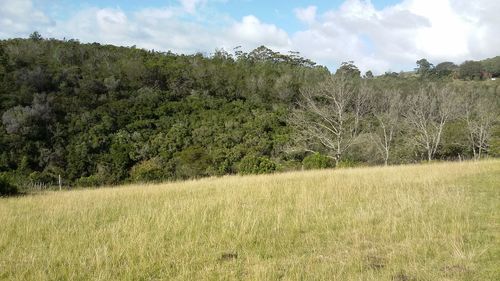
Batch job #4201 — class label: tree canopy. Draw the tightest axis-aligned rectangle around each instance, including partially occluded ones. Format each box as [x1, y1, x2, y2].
[0, 36, 498, 189]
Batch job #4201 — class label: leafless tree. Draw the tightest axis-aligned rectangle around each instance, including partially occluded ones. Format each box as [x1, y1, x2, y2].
[288, 74, 368, 166]
[371, 89, 403, 165]
[403, 84, 457, 161]
[462, 86, 498, 159]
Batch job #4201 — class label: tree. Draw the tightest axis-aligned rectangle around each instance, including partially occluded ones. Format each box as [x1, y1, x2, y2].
[364, 70, 374, 79]
[481, 56, 500, 77]
[0, 174, 18, 196]
[371, 89, 403, 165]
[2, 93, 53, 136]
[416, 58, 434, 77]
[459, 60, 483, 80]
[289, 74, 366, 166]
[335, 61, 361, 78]
[435, 61, 458, 78]
[403, 85, 457, 161]
[29, 31, 43, 41]
[462, 85, 498, 159]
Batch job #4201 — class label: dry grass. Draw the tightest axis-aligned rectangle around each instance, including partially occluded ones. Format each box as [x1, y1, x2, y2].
[1, 160, 499, 280]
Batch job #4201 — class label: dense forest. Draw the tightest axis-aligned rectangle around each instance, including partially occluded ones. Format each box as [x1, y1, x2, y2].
[0, 33, 499, 191]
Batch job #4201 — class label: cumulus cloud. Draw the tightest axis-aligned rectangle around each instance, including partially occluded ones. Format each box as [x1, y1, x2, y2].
[0, 0, 53, 38]
[292, 0, 500, 73]
[295, 6, 317, 24]
[179, 0, 207, 14]
[30, 3, 289, 55]
[0, 0, 499, 73]
[54, 6, 220, 53]
[225, 15, 290, 50]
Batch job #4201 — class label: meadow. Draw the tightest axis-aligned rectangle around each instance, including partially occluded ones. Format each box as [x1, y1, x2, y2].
[0, 160, 499, 280]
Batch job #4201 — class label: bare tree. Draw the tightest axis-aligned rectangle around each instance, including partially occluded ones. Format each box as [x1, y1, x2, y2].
[462, 86, 498, 159]
[289, 74, 367, 166]
[403, 84, 457, 161]
[371, 89, 403, 165]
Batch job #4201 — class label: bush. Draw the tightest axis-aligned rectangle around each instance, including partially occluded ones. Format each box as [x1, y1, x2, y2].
[174, 147, 212, 179]
[75, 175, 106, 187]
[238, 155, 277, 175]
[490, 125, 500, 157]
[302, 153, 332, 170]
[0, 174, 18, 196]
[129, 158, 164, 182]
[337, 159, 359, 168]
[29, 171, 56, 185]
[277, 160, 302, 172]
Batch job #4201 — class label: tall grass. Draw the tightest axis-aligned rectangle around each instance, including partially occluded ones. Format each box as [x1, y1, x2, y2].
[1, 160, 499, 280]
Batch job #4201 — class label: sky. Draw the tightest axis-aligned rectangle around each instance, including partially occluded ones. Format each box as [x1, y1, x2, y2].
[1, 0, 499, 74]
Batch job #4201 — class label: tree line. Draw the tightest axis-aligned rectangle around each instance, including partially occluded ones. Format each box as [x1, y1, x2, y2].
[290, 72, 498, 166]
[0, 34, 499, 192]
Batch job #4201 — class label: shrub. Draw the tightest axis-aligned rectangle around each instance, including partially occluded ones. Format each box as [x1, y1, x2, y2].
[238, 155, 277, 175]
[129, 158, 164, 182]
[0, 174, 18, 196]
[337, 159, 359, 168]
[302, 153, 332, 170]
[174, 146, 212, 179]
[29, 171, 56, 185]
[277, 160, 302, 172]
[75, 175, 105, 187]
[490, 125, 500, 157]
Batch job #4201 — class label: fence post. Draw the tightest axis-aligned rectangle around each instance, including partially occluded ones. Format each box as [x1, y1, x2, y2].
[58, 174, 62, 191]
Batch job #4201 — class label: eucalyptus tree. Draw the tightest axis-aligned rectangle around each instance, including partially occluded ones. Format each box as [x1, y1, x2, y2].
[461, 85, 498, 159]
[403, 84, 457, 161]
[371, 89, 403, 165]
[289, 73, 368, 166]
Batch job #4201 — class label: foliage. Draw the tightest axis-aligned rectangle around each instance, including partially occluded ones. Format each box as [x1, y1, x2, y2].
[302, 153, 332, 169]
[489, 124, 500, 157]
[459, 60, 484, 80]
[416, 58, 434, 77]
[129, 158, 164, 182]
[481, 56, 500, 77]
[336, 159, 359, 168]
[0, 36, 498, 189]
[75, 175, 106, 187]
[0, 174, 18, 195]
[238, 155, 277, 175]
[336, 61, 361, 78]
[435, 61, 458, 78]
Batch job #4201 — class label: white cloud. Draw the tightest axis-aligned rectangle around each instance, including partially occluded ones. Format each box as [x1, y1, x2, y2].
[291, 0, 500, 73]
[225, 15, 290, 50]
[0, 0, 53, 38]
[294, 6, 317, 24]
[179, 0, 207, 14]
[1, 0, 499, 74]
[37, 4, 288, 55]
[408, 0, 471, 59]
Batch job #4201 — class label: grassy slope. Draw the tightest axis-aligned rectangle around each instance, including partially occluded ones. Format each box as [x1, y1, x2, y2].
[0, 160, 499, 281]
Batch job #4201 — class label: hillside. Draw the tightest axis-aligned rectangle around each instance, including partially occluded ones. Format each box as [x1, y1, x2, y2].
[0, 37, 499, 190]
[0, 160, 499, 280]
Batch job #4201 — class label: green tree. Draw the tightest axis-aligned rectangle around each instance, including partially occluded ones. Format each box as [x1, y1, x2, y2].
[435, 61, 458, 78]
[416, 58, 434, 77]
[238, 154, 277, 175]
[459, 60, 483, 80]
[335, 61, 361, 78]
[29, 31, 43, 41]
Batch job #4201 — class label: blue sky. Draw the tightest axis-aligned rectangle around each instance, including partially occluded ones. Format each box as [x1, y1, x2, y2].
[1, 0, 499, 73]
[38, 0, 402, 34]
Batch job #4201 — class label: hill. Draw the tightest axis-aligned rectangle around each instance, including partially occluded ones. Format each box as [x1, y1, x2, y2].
[1, 160, 499, 280]
[0, 36, 499, 189]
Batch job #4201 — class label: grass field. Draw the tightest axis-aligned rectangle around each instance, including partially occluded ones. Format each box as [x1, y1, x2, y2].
[1, 160, 499, 280]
